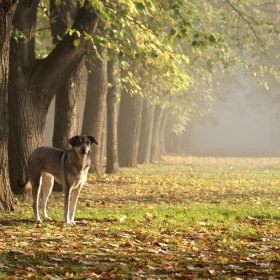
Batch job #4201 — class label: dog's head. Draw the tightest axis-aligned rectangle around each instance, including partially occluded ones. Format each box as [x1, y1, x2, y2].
[69, 135, 98, 155]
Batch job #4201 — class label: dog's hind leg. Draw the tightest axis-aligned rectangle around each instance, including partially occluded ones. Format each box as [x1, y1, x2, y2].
[41, 173, 54, 221]
[69, 186, 82, 224]
[30, 174, 42, 223]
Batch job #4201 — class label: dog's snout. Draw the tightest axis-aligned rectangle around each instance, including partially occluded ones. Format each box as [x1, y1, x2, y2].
[81, 147, 87, 154]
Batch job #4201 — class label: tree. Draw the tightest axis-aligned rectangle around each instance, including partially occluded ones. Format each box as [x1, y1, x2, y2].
[159, 109, 168, 155]
[106, 56, 119, 174]
[138, 102, 154, 164]
[150, 105, 164, 162]
[0, 0, 18, 210]
[50, 0, 81, 153]
[8, 1, 99, 194]
[118, 67, 143, 167]
[82, 43, 108, 175]
[52, 62, 82, 151]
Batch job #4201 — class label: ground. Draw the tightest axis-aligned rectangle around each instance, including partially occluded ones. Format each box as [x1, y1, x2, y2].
[1, 155, 280, 279]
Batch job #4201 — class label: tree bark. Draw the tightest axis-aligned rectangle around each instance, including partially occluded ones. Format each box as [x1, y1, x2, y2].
[99, 119, 106, 167]
[52, 61, 82, 150]
[51, 0, 80, 151]
[150, 105, 164, 163]
[159, 109, 168, 156]
[81, 44, 108, 175]
[8, 1, 99, 194]
[106, 58, 119, 174]
[0, 0, 18, 210]
[138, 102, 155, 164]
[118, 69, 143, 167]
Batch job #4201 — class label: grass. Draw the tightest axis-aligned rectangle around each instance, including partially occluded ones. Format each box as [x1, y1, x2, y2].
[1, 155, 280, 279]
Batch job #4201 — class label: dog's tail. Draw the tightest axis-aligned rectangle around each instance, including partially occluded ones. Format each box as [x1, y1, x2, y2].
[18, 168, 29, 188]
[18, 178, 29, 188]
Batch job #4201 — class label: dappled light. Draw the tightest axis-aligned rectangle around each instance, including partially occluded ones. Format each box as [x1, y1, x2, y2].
[1, 156, 280, 278]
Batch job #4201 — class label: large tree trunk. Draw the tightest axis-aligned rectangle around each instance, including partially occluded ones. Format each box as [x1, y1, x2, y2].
[81, 44, 108, 175]
[0, 0, 18, 210]
[150, 105, 164, 163]
[8, 1, 99, 194]
[138, 102, 155, 164]
[106, 58, 119, 174]
[51, 0, 80, 150]
[52, 61, 82, 150]
[118, 69, 143, 167]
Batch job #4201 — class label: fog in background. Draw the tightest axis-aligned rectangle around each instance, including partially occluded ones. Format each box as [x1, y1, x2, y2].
[44, 67, 280, 157]
[185, 68, 280, 157]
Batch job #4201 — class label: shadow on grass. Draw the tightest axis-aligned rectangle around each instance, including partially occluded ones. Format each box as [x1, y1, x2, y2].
[0, 218, 35, 227]
[1, 244, 280, 279]
[1, 216, 280, 279]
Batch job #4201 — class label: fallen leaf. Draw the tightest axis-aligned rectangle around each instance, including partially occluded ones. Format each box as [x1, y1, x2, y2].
[208, 269, 216, 275]
[125, 240, 134, 247]
[42, 267, 53, 275]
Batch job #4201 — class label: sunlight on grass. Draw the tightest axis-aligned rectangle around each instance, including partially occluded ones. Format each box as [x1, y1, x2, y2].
[1, 155, 280, 279]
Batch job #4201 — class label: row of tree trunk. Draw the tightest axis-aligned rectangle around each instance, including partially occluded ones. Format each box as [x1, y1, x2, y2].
[0, 1, 177, 211]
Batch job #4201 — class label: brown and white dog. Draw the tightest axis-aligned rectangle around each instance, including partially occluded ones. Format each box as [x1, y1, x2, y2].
[19, 135, 98, 225]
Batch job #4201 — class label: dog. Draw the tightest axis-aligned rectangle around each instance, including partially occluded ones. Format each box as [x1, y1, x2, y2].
[19, 135, 98, 225]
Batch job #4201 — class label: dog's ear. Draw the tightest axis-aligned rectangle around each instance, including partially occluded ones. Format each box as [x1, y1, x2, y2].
[88, 136, 98, 145]
[69, 136, 78, 147]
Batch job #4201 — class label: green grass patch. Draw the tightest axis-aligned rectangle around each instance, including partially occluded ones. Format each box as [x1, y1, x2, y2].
[1, 155, 280, 279]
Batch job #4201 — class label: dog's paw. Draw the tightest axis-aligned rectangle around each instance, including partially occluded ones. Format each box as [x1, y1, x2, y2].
[43, 217, 53, 222]
[35, 219, 42, 224]
[65, 220, 76, 226]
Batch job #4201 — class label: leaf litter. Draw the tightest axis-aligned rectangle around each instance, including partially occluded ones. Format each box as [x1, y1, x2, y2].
[1, 156, 280, 278]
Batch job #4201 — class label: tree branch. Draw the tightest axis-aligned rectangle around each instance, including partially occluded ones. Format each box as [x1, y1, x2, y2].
[225, 0, 267, 50]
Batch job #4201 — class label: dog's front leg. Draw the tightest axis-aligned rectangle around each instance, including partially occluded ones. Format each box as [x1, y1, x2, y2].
[69, 186, 82, 224]
[64, 186, 73, 224]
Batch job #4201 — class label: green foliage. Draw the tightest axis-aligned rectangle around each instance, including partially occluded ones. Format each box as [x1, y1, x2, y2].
[33, 0, 280, 133]
[11, 26, 27, 42]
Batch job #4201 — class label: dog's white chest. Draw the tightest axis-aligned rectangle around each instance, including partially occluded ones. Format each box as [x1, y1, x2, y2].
[68, 164, 89, 188]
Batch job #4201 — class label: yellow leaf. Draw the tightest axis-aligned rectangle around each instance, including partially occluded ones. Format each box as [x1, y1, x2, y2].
[84, 32, 91, 41]
[73, 39, 80, 47]
[42, 267, 53, 275]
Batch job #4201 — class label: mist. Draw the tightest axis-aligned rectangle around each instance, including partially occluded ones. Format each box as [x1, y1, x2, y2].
[44, 67, 280, 158]
[185, 70, 280, 157]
